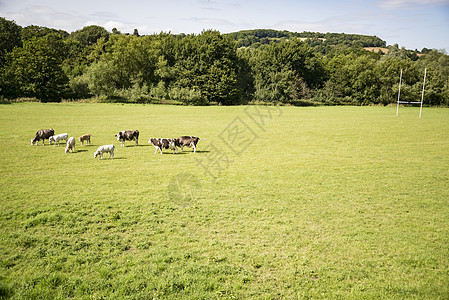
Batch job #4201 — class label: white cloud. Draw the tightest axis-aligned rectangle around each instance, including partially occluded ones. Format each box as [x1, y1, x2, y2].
[84, 20, 173, 35]
[273, 14, 375, 35]
[377, 0, 449, 9]
[187, 17, 236, 26]
[2, 6, 87, 32]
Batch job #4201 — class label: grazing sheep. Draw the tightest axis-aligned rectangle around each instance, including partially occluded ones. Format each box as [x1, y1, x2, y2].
[65, 137, 76, 153]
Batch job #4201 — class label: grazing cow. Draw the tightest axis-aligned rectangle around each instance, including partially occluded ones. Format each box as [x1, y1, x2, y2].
[49, 133, 68, 147]
[115, 130, 139, 147]
[175, 136, 206, 153]
[78, 134, 92, 146]
[94, 144, 118, 160]
[31, 128, 54, 145]
[149, 138, 178, 154]
[65, 137, 76, 153]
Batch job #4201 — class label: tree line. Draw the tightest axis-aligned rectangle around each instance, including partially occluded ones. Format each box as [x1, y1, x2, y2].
[1, 17, 448, 106]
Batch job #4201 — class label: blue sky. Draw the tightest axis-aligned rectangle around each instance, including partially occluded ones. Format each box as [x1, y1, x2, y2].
[1, 0, 448, 51]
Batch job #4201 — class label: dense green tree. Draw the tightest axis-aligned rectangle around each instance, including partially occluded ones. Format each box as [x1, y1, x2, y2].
[249, 40, 326, 103]
[84, 60, 116, 98]
[70, 25, 109, 46]
[0, 18, 22, 63]
[416, 50, 449, 105]
[21, 25, 68, 41]
[172, 30, 242, 105]
[2, 34, 69, 101]
[324, 52, 382, 104]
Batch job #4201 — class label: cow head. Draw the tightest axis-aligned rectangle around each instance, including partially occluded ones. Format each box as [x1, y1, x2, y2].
[94, 151, 99, 158]
[115, 132, 122, 141]
[48, 136, 55, 143]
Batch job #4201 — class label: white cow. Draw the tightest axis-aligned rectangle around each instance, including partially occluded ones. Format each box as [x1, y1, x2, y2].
[49, 133, 68, 147]
[94, 144, 118, 160]
[65, 137, 76, 153]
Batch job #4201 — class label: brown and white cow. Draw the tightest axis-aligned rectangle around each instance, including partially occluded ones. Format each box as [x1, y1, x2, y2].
[175, 136, 206, 153]
[115, 130, 139, 147]
[149, 138, 178, 154]
[78, 134, 92, 146]
[31, 128, 54, 145]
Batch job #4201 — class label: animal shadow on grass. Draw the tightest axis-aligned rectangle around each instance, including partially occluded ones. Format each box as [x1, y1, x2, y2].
[193, 150, 210, 153]
[161, 151, 187, 155]
[96, 157, 126, 161]
[125, 144, 149, 147]
[72, 149, 88, 153]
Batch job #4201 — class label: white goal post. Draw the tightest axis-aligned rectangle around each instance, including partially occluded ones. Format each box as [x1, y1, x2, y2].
[396, 68, 426, 118]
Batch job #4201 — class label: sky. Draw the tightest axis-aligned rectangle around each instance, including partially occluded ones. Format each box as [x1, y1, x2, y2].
[1, 0, 449, 51]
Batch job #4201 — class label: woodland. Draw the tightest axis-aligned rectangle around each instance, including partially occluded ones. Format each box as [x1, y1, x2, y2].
[1, 17, 448, 106]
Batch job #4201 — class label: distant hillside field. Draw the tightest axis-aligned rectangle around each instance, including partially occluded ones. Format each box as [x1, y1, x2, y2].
[364, 47, 390, 54]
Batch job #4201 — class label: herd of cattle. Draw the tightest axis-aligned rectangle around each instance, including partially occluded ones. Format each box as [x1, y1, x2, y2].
[30, 128, 205, 160]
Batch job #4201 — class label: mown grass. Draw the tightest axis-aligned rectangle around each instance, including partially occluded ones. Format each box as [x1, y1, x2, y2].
[0, 103, 448, 299]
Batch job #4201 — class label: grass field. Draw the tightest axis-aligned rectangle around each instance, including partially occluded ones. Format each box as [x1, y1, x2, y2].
[1, 103, 448, 299]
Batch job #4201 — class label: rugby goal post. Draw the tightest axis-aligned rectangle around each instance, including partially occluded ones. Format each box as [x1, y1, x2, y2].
[396, 68, 426, 118]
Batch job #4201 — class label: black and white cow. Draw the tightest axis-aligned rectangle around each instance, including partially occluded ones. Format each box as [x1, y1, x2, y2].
[175, 136, 206, 153]
[115, 130, 139, 147]
[149, 138, 178, 154]
[31, 128, 54, 145]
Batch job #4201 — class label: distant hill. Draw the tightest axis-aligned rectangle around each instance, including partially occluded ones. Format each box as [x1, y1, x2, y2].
[225, 29, 387, 54]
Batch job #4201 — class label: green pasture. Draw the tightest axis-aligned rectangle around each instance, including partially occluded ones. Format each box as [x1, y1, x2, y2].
[1, 103, 448, 299]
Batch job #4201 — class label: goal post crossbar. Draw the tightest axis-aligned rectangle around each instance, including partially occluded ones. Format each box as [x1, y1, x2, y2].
[396, 68, 426, 118]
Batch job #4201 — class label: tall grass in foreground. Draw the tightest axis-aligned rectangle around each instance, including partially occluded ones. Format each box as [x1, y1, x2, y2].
[0, 103, 448, 299]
